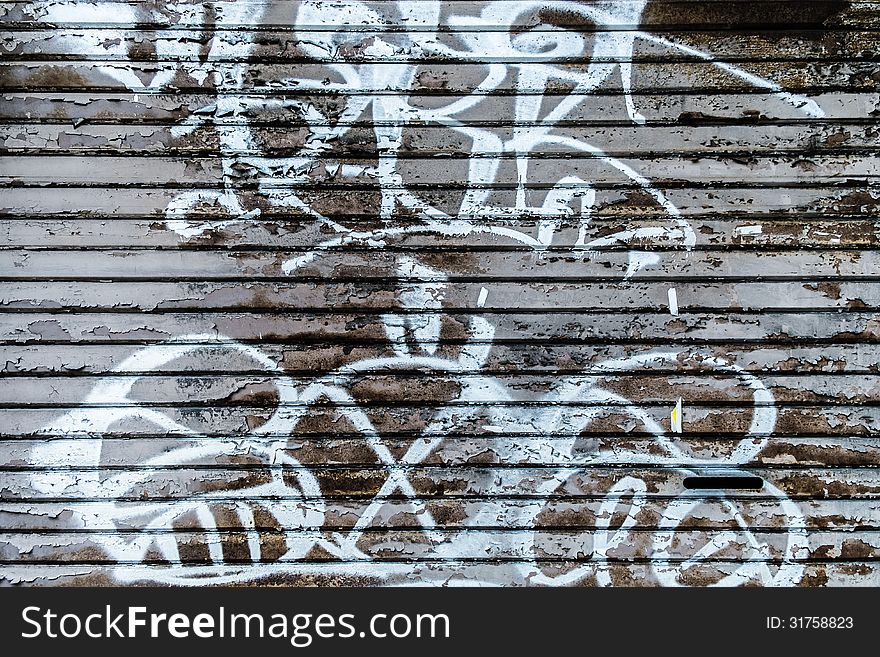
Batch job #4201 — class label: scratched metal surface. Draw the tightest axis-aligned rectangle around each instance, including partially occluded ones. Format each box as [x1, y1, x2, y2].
[1, 0, 879, 587]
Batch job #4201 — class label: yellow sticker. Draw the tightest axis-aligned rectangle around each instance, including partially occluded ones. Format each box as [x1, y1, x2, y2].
[671, 397, 683, 434]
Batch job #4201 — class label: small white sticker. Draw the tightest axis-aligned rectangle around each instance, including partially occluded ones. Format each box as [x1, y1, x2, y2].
[667, 288, 679, 316]
[477, 286, 489, 308]
[671, 397, 683, 434]
[734, 224, 763, 236]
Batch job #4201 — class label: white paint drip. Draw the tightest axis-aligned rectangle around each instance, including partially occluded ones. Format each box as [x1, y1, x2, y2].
[667, 287, 679, 316]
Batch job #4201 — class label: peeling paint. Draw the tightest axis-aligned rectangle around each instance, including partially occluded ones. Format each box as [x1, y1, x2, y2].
[2, 0, 878, 587]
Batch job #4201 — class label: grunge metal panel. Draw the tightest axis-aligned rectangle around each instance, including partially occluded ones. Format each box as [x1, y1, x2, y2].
[1, 0, 879, 586]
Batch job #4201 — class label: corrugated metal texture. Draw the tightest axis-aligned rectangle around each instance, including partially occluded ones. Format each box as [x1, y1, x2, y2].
[1, 0, 879, 586]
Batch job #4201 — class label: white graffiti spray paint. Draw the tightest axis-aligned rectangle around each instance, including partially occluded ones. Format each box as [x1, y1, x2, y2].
[23, 0, 826, 586]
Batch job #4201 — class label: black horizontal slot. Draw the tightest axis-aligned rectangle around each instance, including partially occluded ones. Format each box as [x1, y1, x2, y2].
[683, 476, 764, 490]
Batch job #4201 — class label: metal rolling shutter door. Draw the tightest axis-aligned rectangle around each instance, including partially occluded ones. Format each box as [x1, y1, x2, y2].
[1, 0, 878, 586]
